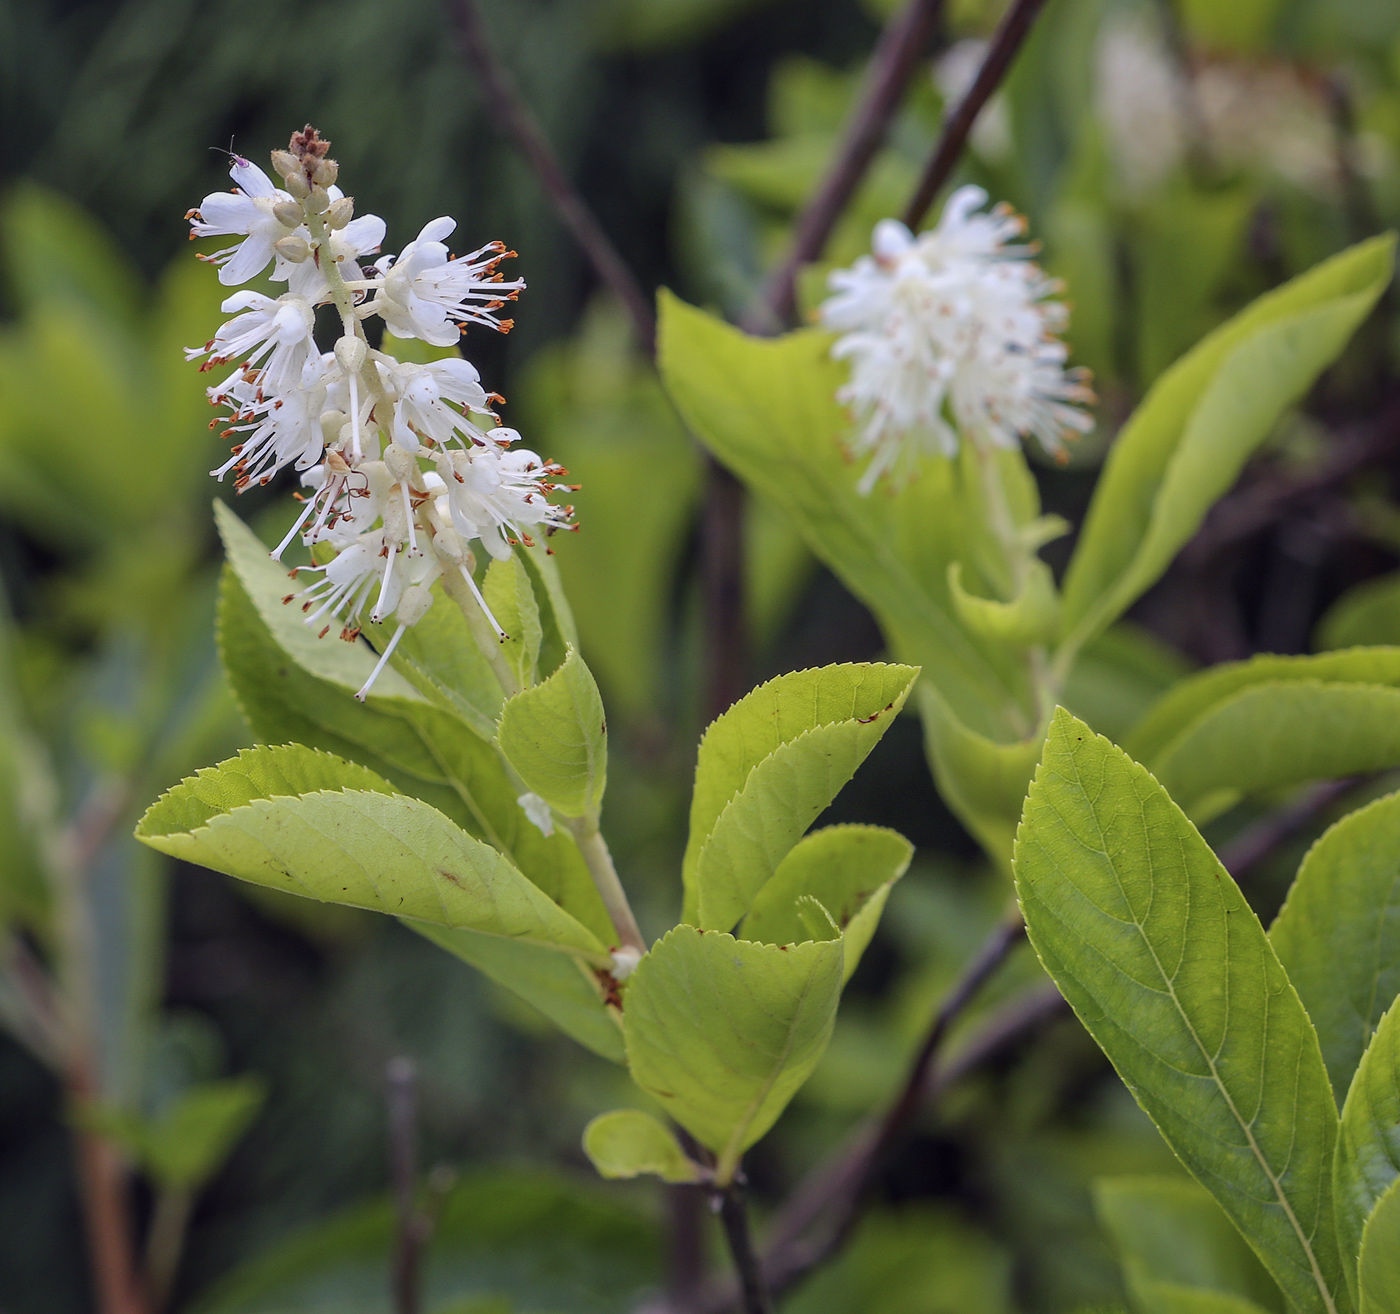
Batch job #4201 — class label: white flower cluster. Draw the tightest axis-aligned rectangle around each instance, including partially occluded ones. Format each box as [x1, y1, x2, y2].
[186, 127, 575, 698]
[820, 186, 1094, 493]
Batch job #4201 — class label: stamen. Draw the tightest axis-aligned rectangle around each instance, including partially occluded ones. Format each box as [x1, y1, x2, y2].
[458, 563, 506, 640]
[356, 625, 407, 701]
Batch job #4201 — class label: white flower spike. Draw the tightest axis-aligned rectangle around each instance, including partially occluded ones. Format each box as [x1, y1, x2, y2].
[820, 186, 1094, 492]
[186, 125, 575, 701]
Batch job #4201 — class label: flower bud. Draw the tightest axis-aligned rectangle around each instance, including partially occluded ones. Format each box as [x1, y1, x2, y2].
[327, 197, 355, 231]
[319, 409, 347, 443]
[334, 336, 368, 375]
[325, 448, 352, 475]
[307, 185, 330, 215]
[274, 234, 312, 264]
[283, 170, 311, 201]
[312, 157, 339, 188]
[431, 522, 467, 563]
[383, 442, 416, 483]
[396, 584, 434, 628]
[273, 200, 304, 228]
[269, 150, 301, 182]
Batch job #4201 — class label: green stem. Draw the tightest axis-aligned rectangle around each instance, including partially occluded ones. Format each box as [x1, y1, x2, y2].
[565, 819, 646, 956]
[145, 1186, 194, 1314]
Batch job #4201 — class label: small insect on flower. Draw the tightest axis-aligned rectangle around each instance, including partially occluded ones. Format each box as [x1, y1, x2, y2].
[184, 125, 577, 701]
[820, 186, 1095, 493]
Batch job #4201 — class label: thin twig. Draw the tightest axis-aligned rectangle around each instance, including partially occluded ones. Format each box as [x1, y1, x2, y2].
[445, 0, 656, 354]
[903, 0, 1052, 229]
[756, 915, 1027, 1273]
[651, 982, 1067, 1314]
[716, 1182, 773, 1314]
[743, 0, 948, 333]
[1182, 393, 1400, 565]
[388, 1057, 428, 1314]
[1220, 779, 1358, 880]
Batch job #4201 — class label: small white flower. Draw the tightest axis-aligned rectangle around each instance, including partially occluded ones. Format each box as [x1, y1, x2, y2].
[375, 218, 525, 346]
[821, 188, 1094, 491]
[434, 440, 576, 561]
[188, 157, 295, 286]
[212, 353, 332, 490]
[377, 357, 494, 452]
[189, 291, 317, 398]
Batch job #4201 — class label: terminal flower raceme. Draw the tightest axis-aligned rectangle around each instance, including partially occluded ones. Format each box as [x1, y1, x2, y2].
[820, 186, 1094, 492]
[186, 126, 575, 700]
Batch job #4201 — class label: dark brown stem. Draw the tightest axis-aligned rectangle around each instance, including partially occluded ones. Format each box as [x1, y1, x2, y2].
[1182, 393, 1400, 566]
[744, 0, 948, 334]
[445, 0, 656, 354]
[666, 1183, 707, 1304]
[701, 461, 750, 716]
[1220, 779, 1357, 880]
[387, 1057, 427, 1314]
[902, 0, 1052, 229]
[716, 1181, 772, 1314]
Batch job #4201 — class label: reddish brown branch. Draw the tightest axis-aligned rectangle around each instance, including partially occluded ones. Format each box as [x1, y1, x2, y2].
[744, 0, 948, 333]
[902, 0, 1052, 229]
[445, 0, 656, 354]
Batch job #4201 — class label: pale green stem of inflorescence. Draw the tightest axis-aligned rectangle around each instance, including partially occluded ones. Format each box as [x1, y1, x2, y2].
[971, 441, 1057, 731]
[302, 181, 647, 965]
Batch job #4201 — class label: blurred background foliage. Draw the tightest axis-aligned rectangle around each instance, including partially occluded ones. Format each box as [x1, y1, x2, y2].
[4, 0, 1400, 1309]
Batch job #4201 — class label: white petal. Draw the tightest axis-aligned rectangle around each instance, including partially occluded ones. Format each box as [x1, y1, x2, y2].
[218, 234, 277, 286]
[418, 216, 457, 244]
[230, 157, 279, 199]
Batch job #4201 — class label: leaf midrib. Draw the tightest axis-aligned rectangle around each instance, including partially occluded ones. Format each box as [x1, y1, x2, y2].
[714, 948, 831, 1182]
[1062, 756, 1339, 1314]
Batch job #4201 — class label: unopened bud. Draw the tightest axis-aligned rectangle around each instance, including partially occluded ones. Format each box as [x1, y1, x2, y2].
[431, 523, 467, 563]
[319, 409, 347, 443]
[396, 584, 434, 628]
[307, 185, 330, 215]
[273, 200, 304, 228]
[384, 442, 416, 483]
[269, 150, 300, 182]
[327, 196, 355, 230]
[312, 157, 339, 187]
[283, 170, 311, 201]
[334, 336, 368, 375]
[274, 234, 311, 264]
[325, 448, 352, 475]
[382, 488, 407, 541]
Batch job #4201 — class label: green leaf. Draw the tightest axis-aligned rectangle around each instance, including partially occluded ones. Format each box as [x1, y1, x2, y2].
[622, 925, 843, 1182]
[741, 825, 911, 983]
[684, 662, 917, 929]
[217, 517, 613, 945]
[1151, 682, 1400, 820]
[916, 684, 1046, 871]
[415, 924, 624, 1063]
[1359, 1177, 1400, 1314]
[193, 1167, 661, 1314]
[1128, 650, 1400, 767]
[140, 1078, 266, 1191]
[483, 553, 542, 690]
[1131, 1285, 1274, 1314]
[582, 1109, 702, 1183]
[1316, 572, 1400, 652]
[136, 745, 609, 965]
[1060, 236, 1395, 657]
[1334, 998, 1400, 1295]
[1015, 709, 1347, 1314]
[1094, 1176, 1283, 1313]
[215, 500, 431, 710]
[1270, 792, 1400, 1102]
[496, 647, 607, 821]
[657, 292, 1028, 740]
